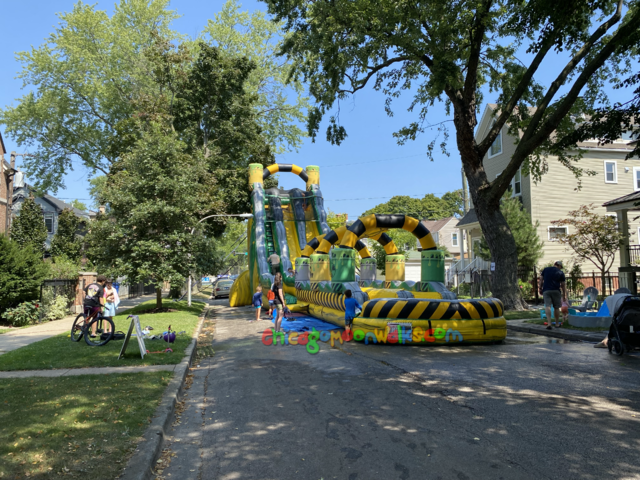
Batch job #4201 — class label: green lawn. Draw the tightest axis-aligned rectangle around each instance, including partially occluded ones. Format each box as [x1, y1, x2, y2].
[0, 300, 205, 371]
[504, 310, 541, 320]
[0, 372, 169, 479]
[524, 318, 608, 332]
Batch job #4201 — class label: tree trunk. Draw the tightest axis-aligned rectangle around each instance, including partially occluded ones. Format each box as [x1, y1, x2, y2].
[601, 272, 607, 297]
[450, 98, 526, 311]
[156, 287, 162, 310]
[463, 158, 527, 311]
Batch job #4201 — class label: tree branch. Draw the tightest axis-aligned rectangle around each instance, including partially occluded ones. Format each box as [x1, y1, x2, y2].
[522, 0, 625, 139]
[477, 34, 556, 157]
[338, 56, 412, 94]
[488, 0, 638, 205]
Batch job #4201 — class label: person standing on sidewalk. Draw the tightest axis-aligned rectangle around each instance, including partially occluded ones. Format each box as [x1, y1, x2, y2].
[539, 261, 567, 330]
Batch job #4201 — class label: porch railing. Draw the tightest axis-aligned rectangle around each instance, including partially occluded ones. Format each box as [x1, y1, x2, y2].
[628, 245, 640, 266]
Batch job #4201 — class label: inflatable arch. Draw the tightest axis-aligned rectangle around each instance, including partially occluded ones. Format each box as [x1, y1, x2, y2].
[301, 226, 398, 259]
[340, 214, 437, 251]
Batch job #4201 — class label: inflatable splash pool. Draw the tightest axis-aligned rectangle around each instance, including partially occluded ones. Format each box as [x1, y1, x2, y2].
[228, 163, 506, 345]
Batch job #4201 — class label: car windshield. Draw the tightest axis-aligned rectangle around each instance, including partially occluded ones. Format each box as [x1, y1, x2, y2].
[218, 281, 233, 287]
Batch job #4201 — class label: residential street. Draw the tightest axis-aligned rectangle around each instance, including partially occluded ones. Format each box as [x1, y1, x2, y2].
[158, 301, 640, 480]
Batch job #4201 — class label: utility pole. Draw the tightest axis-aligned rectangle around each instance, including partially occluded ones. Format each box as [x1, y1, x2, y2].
[461, 167, 469, 214]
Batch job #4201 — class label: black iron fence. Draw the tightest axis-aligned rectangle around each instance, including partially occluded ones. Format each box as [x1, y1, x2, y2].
[40, 279, 77, 304]
[628, 245, 640, 265]
[126, 281, 157, 299]
[459, 267, 622, 303]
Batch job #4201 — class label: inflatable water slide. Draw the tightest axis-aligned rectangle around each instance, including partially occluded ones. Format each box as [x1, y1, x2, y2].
[229, 164, 506, 345]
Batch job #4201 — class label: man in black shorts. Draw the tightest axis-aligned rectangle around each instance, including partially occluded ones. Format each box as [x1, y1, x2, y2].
[83, 275, 107, 338]
[539, 261, 567, 330]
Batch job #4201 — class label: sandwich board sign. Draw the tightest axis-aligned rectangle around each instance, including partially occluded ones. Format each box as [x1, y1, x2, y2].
[118, 315, 146, 360]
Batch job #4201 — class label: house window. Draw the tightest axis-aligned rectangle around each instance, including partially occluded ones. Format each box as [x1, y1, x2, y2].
[604, 161, 617, 184]
[512, 168, 522, 196]
[621, 130, 637, 142]
[548, 226, 567, 241]
[489, 120, 502, 157]
[633, 167, 640, 192]
[451, 232, 459, 247]
[44, 213, 54, 233]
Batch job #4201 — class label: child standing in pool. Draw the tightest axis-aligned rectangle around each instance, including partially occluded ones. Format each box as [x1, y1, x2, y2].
[343, 289, 361, 340]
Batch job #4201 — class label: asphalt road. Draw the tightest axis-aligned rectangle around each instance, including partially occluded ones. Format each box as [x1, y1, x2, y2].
[159, 300, 640, 480]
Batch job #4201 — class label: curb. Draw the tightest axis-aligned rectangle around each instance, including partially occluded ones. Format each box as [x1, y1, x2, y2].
[507, 322, 605, 343]
[119, 305, 213, 480]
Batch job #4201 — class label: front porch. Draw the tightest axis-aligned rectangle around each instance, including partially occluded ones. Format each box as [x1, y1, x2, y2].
[603, 191, 640, 294]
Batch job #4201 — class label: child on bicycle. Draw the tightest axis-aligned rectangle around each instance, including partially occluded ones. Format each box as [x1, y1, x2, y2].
[83, 275, 107, 338]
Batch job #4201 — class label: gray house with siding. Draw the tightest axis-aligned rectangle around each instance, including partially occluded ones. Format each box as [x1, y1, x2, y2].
[12, 181, 93, 249]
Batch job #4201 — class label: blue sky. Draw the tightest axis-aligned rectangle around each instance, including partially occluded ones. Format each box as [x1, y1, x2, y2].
[0, 1, 633, 218]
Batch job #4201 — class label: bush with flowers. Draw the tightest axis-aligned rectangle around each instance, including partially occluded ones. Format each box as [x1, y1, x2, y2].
[3, 301, 40, 327]
[518, 278, 534, 299]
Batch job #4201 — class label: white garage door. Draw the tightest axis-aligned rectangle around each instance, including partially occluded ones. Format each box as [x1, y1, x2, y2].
[405, 263, 421, 282]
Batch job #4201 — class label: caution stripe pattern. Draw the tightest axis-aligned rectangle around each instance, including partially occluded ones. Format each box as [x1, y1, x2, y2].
[296, 289, 346, 312]
[263, 163, 309, 183]
[361, 298, 503, 320]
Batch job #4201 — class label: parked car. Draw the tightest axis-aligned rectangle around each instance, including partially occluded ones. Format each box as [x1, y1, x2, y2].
[211, 278, 234, 299]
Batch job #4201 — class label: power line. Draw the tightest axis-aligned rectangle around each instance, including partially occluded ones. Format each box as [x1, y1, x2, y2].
[321, 153, 425, 168]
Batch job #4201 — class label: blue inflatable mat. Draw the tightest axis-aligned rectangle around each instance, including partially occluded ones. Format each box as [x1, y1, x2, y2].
[271, 314, 341, 333]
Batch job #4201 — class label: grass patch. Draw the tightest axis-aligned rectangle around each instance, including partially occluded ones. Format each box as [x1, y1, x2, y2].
[0, 325, 30, 335]
[504, 310, 541, 320]
[524, 319, 608, 332]
[0, 372, 169, 479]
[0, 300, 205, 371]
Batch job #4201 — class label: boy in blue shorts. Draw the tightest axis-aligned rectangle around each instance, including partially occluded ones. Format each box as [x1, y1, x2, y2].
[343, 289, 361, 340]
[252, 286, 263, 322]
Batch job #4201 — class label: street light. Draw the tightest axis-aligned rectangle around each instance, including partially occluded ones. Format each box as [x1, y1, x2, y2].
[188, 213, 253, 306]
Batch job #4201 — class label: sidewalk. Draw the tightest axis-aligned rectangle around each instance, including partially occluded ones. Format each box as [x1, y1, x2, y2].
[0, 293, 158, 356]
[507, 319, 607, 343]
[0, 364, 177, 378]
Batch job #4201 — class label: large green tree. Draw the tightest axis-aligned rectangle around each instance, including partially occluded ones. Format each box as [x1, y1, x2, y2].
[86, 123, 215, 309]
[265, 0, 640, 309]
[11, 197, 48, 256]
[87, 37, 273, 308]
[203, 0, 309, 154]
[0, 0, 179, 192]
[362, 191, 463, 219]
[474, 194, 544, 268]
[50, 209, 83, 262]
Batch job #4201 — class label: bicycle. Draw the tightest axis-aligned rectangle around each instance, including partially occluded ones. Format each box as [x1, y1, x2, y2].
[71, 310, 116, 346]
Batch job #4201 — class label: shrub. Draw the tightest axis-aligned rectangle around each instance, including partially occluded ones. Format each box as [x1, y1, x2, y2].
[3, 301, 40, 326]
[46, 256, 81, 279]
[518, 279, 533, 299]
[0, 235, 49, 316]
[43, 295, 70, 321]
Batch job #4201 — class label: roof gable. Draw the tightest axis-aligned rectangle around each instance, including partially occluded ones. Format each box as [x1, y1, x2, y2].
[422, 216, 457, 233]
[0, 131, 5, 156]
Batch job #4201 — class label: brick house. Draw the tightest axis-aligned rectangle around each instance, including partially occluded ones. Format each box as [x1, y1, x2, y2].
[0, 132, 13, 235]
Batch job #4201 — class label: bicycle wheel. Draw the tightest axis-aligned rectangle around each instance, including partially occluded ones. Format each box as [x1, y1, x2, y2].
[71, 314, 86, 342]
[84, 316, 115, 346]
